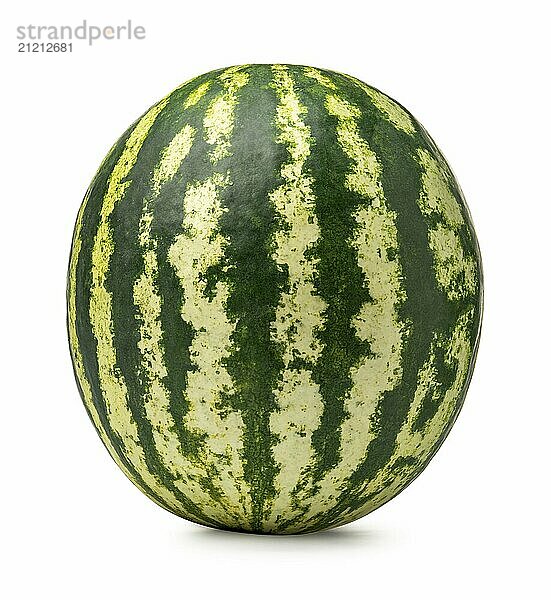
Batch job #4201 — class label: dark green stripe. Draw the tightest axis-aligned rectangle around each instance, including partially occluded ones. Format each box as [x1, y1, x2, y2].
[217, 64, 286, 531]
[291, 66, 372, 483]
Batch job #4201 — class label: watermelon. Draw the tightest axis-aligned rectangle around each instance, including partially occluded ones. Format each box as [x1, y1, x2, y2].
[68, 64, 482, 534]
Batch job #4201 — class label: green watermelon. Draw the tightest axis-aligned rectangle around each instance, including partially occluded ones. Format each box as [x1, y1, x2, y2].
[68, 64, 482, 534]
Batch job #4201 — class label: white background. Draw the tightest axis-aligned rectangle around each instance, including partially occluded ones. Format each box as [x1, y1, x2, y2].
[1, 1, 549, 598]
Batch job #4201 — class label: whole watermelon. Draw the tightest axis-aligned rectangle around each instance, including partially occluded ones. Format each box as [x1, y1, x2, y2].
[68, 64, 482, 534]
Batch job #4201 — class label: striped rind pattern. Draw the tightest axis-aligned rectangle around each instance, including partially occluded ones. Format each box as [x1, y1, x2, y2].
[68, 64, 482, 534]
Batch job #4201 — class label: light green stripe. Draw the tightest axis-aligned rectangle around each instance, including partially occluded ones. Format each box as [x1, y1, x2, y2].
[204, 66, 250, 162]
[263, 65, 326, 531]
[416, 148, 477, 300]
[303, 66, 337, 89]
[343, 73, 415, 135]
[183, 81, 211, 109]
[152, 124, 195, 193]
[167, 67, 253, 528]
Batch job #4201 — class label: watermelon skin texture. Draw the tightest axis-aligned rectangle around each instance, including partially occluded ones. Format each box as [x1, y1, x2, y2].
[68, 64, 482, 534]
